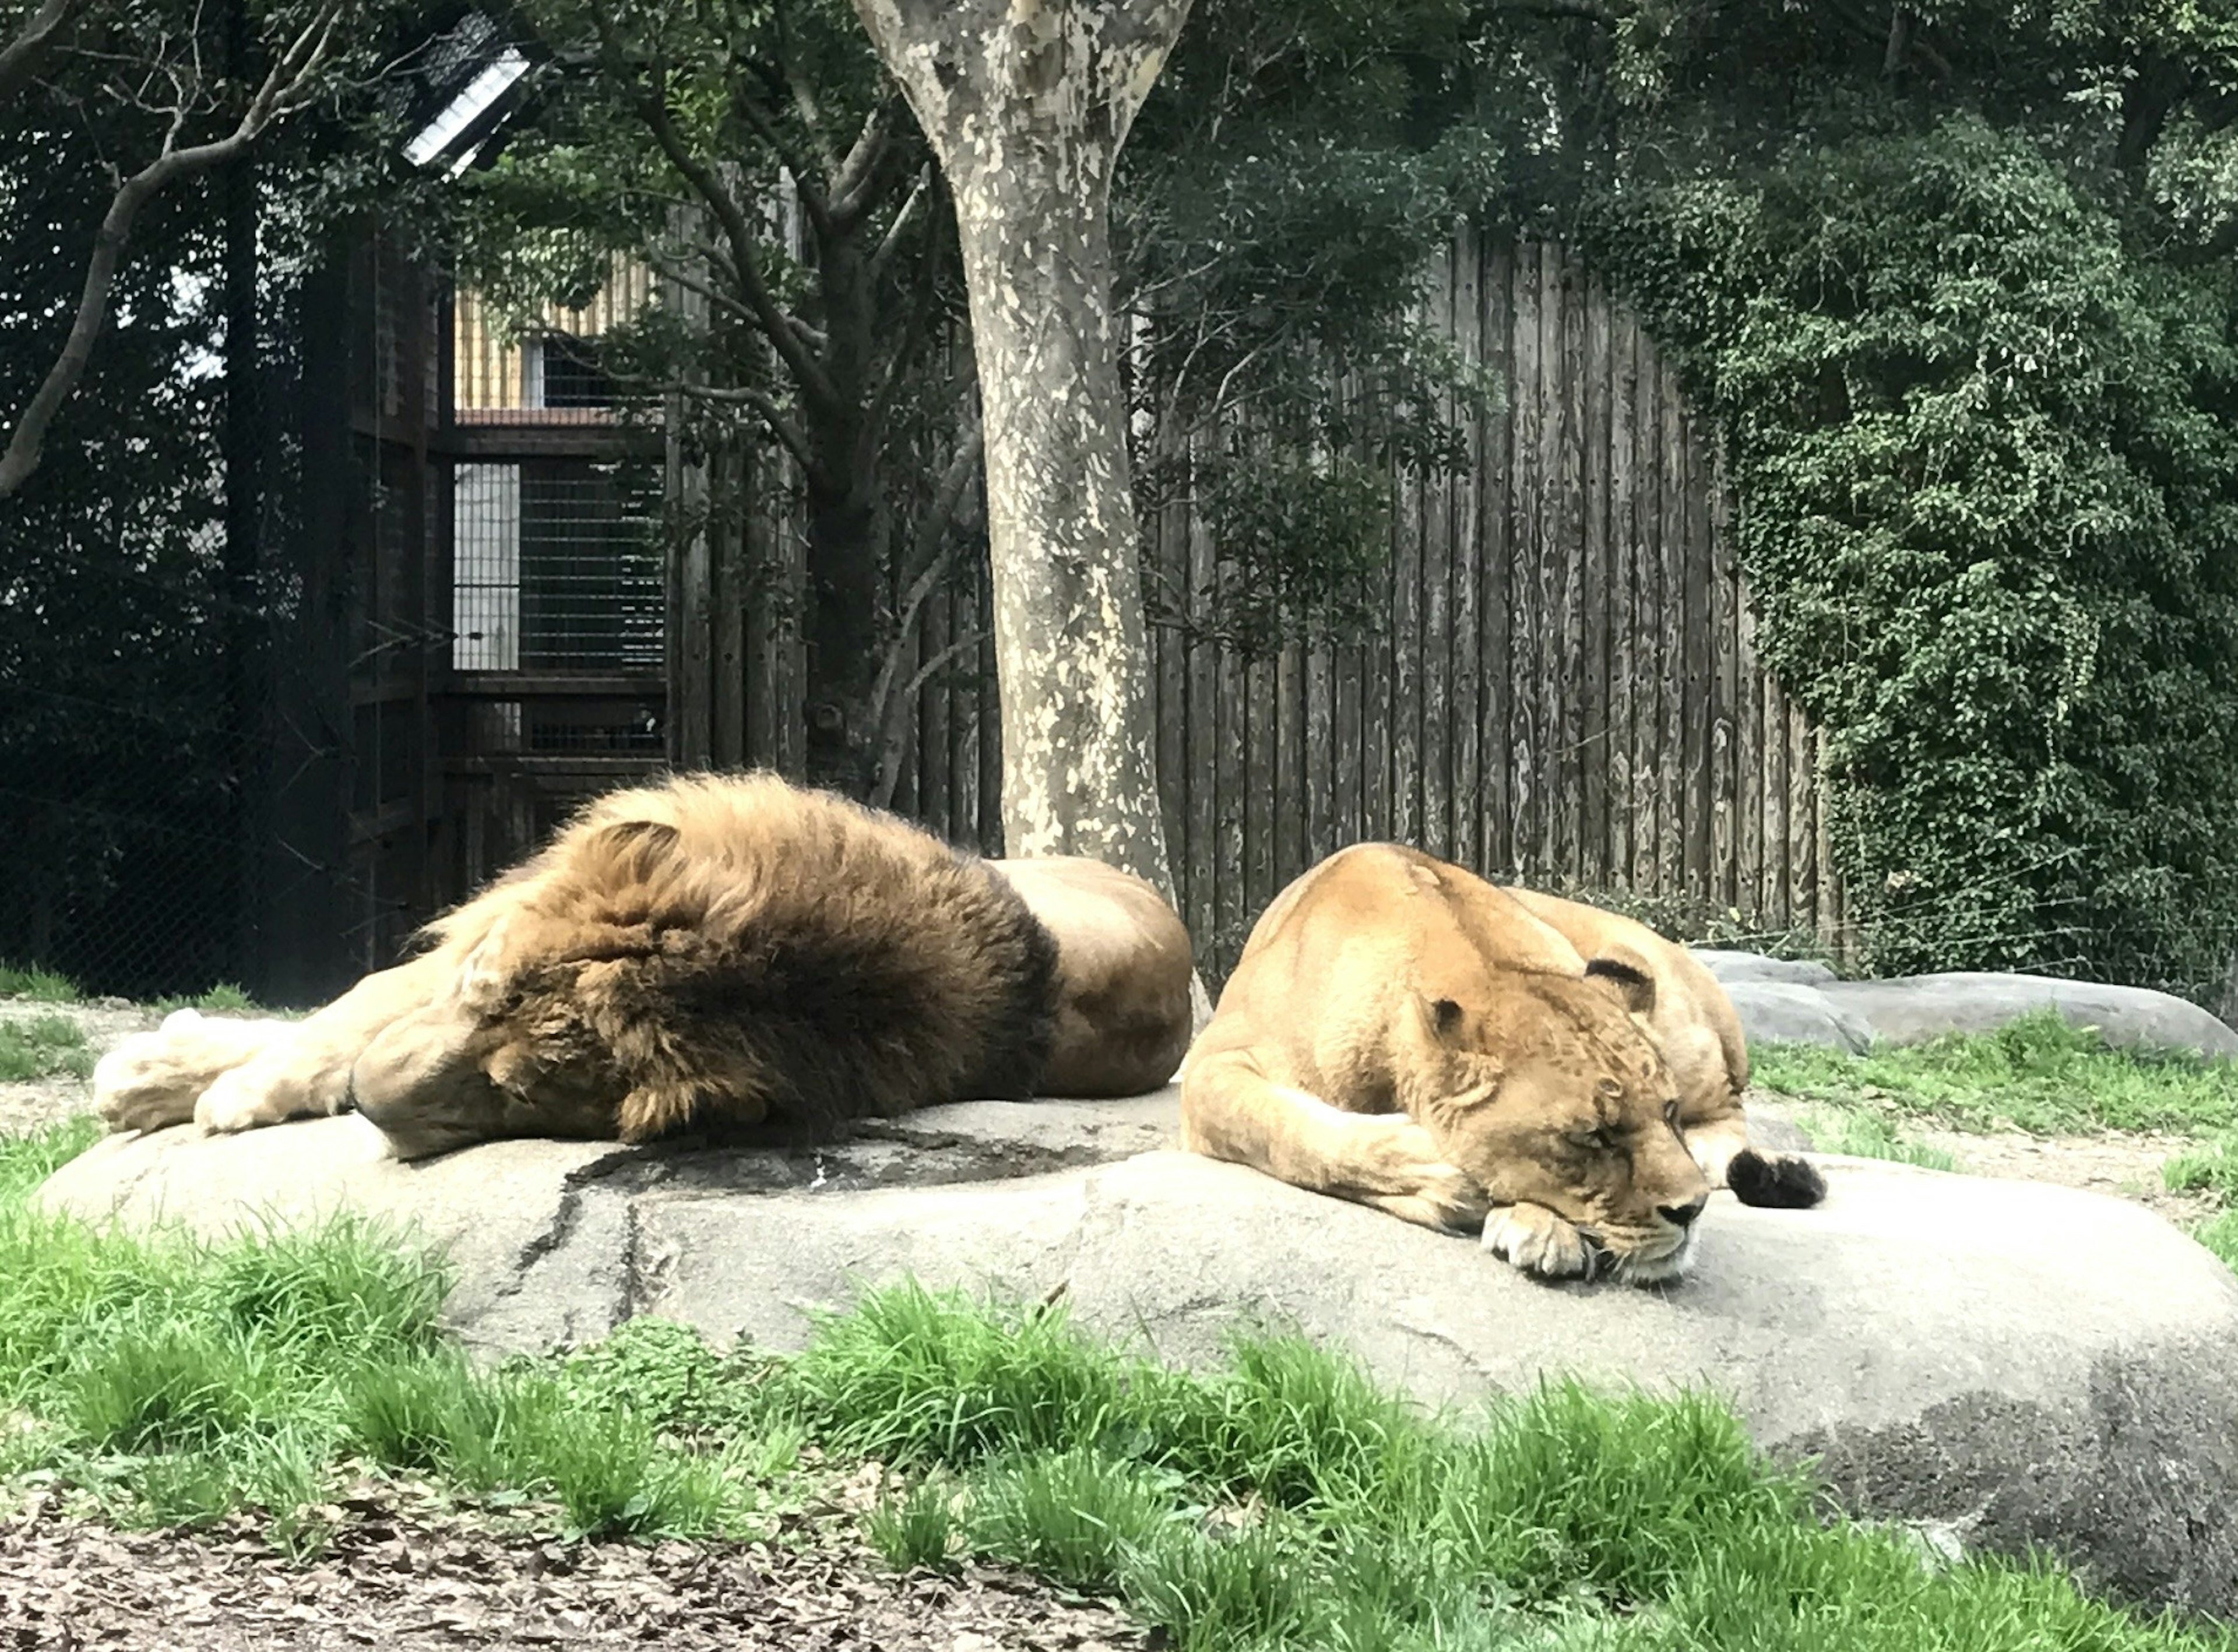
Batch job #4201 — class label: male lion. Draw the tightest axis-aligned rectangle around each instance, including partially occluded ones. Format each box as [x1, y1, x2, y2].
[1180, 844, 1823, 1284]
[96, 772, 1195, 1161]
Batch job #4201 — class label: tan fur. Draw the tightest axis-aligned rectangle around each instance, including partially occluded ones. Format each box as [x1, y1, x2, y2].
[984, 857, 1197, 1096]
[1181, 844, 1765, 1284]
[96, 773, 1194, 1161]
[1494, 886, 1754, 1184]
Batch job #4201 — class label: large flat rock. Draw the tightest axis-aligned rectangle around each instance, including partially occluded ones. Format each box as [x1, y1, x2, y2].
[34, 1092, 2238, 1617]
[1817, 973, 2238, 1058]
[1690, 949, 1840, 987]
[1700, 953, 2238, 1059]
[1724, 981, 1874, 1052]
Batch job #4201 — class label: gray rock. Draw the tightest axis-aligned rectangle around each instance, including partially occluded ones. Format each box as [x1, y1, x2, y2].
[1725, 981, 1875, 1052]
[36, 1098, 2238, 1615]
[1820, 973, 2238, 1059]
[1690, 949, 1841, 987]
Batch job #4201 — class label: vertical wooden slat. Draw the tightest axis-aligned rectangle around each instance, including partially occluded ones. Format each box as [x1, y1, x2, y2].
[1790, 698, 1817, 939]
[1554, 245, 1587, 883]
[1448, 228, 1483, 873]
[1480, 238, 1515, 876]
[1418, 238, 1454, 861]
[1762, 670, 1791, 929]
[1630, 322, 1662, 894]
[1153, 411, 1188, 898]
[1736, 575, 1765, 925]
[1655, 354, 1686, 901]
[1363, 372, 1395, 846]
[1276, 645, 1306, 887]
[1215, 487, 1248, 970]
[1606, 305, 1637, 890]
[1509, 244, 1543, 876]
[712, 452, 748, 767]
[1185, 431, 1218, 967]
[1580, 266, 1611, 887]
[1392, 373, 1424, 851]
[921, 570, 953, 837]
[1306, 636, 1336, 868]
[1247, 647, 1277, 936]
[1537, 241, 1568, 876]
[1709, 442, 1739, 910]
[1681, 408, 1713, 897]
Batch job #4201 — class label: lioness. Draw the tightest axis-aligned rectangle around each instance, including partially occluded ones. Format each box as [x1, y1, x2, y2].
[96, 772, 1195, 1160]
[1180, 844, 1822, 1284]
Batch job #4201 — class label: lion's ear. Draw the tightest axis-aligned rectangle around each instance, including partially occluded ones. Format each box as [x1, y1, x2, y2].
[1584, 956, 1656, 1017]
[1429, 997, 1465, 1039]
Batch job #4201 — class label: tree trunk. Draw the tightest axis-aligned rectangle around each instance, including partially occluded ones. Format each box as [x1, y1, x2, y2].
[801, 469, 886, 796]
[849, 0, 1190, 904]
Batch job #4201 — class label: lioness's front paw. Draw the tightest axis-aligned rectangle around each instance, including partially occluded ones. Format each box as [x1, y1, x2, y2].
[1362, 1122, 1490, 1234]
[193, 1066, 291, 1135]
[1482, 1203, 1594, 1280]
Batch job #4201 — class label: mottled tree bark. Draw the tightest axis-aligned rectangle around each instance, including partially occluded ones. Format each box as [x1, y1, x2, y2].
[848, 0, 1190, 903]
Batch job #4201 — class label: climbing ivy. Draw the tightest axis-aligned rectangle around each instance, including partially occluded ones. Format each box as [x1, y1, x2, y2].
[1574, 114, 2238, 996]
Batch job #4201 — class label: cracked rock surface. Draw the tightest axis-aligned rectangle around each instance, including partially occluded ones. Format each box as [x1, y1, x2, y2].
[34, 1089, 2238, 1618]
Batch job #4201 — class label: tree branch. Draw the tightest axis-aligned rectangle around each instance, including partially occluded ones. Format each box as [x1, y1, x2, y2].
[0, 0, 80, 107]
[829, 98, 900, 230]
[862, 172, 949, 464]
[592, 14, 839, 421]
[674, 382, 817, 472]
[0, 0, 347, 498]
[864, 413, 986, 807]
[728, 71, 836, 244]
[868, 162, 933, 285]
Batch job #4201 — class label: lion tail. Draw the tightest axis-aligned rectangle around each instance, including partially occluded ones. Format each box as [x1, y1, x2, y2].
[1726, 1148, 1828, 1209]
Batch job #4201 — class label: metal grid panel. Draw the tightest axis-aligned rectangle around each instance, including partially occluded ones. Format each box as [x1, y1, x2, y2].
[450, 458, 663, 672]
[452, 259, 654, 422]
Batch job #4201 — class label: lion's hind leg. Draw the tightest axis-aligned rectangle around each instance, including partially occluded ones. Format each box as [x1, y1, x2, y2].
[192, 957, 448, 1136]
[94, 1010, 297, 1134]
[1178, 1048, 1488, 1234]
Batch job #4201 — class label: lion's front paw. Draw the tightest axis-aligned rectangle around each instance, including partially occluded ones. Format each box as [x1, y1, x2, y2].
[1482, 1203, 1594, 1280]
[94, 1010, 268, 1134]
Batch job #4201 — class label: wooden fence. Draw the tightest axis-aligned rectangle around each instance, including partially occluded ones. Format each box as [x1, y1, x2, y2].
[667, 231, 1850, 978]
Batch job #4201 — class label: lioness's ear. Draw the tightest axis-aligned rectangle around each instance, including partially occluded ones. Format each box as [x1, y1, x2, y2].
[1584, 957, 1656, 1017]
[1430, 997, 1464, 1038]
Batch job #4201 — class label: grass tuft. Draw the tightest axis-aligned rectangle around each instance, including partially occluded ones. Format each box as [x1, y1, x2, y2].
[866, 1474, 964, 1572]
[1798, 1106, 1959, 1171]
[0, 963, 80, 1003]
[0, 1013, 95, 1082]
[150, 984, 273, 1016]
[966, 1447, 1184, 1591]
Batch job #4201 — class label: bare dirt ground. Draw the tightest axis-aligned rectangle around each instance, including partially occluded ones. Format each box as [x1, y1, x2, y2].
[0, 998, 161, 1139]
[1, 1488, 1143, 1652]
[1905, 1124, 2222, 1228]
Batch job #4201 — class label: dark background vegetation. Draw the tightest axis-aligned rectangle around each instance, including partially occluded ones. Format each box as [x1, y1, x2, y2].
[6, 0, 2238, 1003]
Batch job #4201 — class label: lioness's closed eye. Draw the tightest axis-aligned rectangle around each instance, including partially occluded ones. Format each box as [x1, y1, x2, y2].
[1178, 843, 1825, 1284]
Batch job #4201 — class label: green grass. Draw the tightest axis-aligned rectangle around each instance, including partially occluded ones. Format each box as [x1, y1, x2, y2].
[1751, 1010, 2238, 1136]
[150, 983, 267, 1016]
[2, 1118, 2233, 1646]
[0, 1121, 793, 1550]
[1796, 1105, 1959, 1171]
[0, 962, 80, 1002]
[0, 1012, 95, 1081]
[783, 1281, 2231, 1651]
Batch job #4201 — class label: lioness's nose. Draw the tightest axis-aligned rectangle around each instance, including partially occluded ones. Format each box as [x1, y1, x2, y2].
[1659, 1196, 1708, 1228]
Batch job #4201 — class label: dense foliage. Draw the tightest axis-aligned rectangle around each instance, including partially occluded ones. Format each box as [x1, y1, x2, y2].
[1456, 0, 2238, 997]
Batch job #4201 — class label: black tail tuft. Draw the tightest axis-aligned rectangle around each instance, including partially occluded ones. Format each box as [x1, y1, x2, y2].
[1727, 1148, 1827, 1210]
